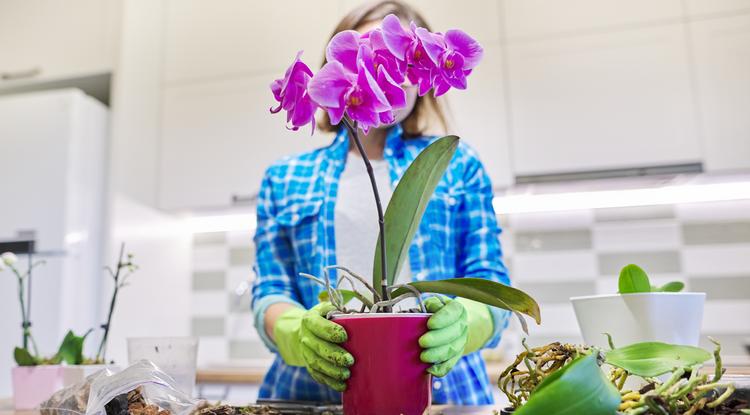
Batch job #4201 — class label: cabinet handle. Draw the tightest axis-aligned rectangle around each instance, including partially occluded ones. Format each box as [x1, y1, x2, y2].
[231, 193, 258, 205]
[1, 67, 42, 81]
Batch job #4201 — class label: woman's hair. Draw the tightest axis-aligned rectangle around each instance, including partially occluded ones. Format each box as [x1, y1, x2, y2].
[317, 0, 449, 137]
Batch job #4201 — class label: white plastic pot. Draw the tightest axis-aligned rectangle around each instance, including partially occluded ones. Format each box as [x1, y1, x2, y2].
[570, 293, 706, 348]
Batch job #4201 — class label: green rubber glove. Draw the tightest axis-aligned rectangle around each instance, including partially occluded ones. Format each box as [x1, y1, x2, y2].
[273, 302, 354, 391]
[418, 296, 494, 377]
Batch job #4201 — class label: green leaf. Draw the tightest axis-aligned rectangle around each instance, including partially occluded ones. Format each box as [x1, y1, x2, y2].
[373, 135, 459, 289]
[56, 330, 91, 365]
[654, 281, 685, 292]
[515, 354, 621, 415]
[605, 342, 712, 377]
[391, 277, 541, 325]
[618, 264, 651, 293]
[14, 347, 37, 366]
[318, 289, 373, 308]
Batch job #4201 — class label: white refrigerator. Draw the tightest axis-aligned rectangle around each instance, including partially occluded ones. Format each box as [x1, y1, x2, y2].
[0, 89, 108, 397]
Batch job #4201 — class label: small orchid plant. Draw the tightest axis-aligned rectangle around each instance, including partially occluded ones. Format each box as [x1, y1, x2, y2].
[270, 15, 540, 328]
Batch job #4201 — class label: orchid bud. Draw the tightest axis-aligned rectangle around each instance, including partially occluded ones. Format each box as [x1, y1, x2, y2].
[2, 252, 18, 266]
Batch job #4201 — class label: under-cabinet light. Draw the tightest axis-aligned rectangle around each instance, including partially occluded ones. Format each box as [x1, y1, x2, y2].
[493, 180, 750, 214]
[186, 212, 257, 234]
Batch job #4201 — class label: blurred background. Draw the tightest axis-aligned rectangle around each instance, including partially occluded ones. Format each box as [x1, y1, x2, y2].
[1, 0, 749, 403]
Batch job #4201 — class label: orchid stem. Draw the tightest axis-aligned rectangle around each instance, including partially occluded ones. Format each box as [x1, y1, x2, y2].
[341, 118, 391, 311]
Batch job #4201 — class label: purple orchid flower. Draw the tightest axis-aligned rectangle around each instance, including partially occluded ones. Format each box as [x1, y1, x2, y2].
[415, 28, 483, 97]
[308, 44, 393, 133]
[380, 15, 440, 96]
[270, 51, 318, 133]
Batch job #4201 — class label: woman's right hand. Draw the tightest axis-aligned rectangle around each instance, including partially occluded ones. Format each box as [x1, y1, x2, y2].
[273, 302, 354, 391]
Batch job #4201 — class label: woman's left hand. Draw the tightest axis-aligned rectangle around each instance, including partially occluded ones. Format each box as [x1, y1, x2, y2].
[418, 296, 468, 377]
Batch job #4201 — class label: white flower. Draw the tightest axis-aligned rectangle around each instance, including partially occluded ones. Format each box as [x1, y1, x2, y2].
[2, 252, 18, 266]
[0, 260, 5, 271]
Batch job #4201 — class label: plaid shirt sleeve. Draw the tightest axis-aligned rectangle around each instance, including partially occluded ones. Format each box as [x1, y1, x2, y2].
[454, 148, 511, 349]
[251, 167, 305, 351]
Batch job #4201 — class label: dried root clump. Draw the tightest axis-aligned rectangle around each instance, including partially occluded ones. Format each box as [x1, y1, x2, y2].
[618, 338, 748, 415]
[498, 340, 591, 408]
[105, 387, 171, 415]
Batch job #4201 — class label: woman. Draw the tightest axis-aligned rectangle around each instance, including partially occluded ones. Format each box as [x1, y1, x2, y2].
[252, 0, 511, 405]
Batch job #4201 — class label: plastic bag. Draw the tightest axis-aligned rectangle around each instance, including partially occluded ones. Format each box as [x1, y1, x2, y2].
[41, 360, 200, 415]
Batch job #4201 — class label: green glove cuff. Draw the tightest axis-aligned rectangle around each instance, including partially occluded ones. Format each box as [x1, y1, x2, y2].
[458, 298, 494, 355]
[272, 306, 306, 366]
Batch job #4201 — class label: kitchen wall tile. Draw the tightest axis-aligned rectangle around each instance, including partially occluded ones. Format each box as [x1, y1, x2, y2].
[227, 268, 253, 291]
[191, 291, 229, 316]
[593, 221, 681, 252]
[500, 232, 515, 257]
[702, 301, 750, 333]
[527, 303, 581, 336]
[598, 251, 681, 276]
[594, 205, 675, 222]
[677, 200, 750, 222]
[683, 222, 750, 245]
[685, 0, 750, 17]
[227, 230, 253, 248]
[228, 339, 274, 361]
[192, 245, 229, 271]
[513, 251, 598, 282]
[683, 245, 750, 275]
[226, 314, 257, 340]
[229, 291, 252, 314]
[196, 338, 228, 367]
[191, 316, 225, 337]
[690, 276, 750, 301]
[517, 280, 596, 303]
[514, 230, 592, 252]
[193, 232, 227, 246]
[192, 271, 226, 291]
[229, 246, 254, 267]
[507, 210, 594, 231]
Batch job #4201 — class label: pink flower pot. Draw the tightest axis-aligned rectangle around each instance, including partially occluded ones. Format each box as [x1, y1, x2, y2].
[12, 365, 83, 409]
[334, 313, 432, 415]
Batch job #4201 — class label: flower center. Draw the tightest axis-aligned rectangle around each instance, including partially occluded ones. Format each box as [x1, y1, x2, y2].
[445, 59, 454, 69]
[414, 50, 422, 60]
[347, 94, 363, 106]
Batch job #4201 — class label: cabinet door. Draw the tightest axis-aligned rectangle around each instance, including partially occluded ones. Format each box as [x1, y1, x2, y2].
[159, 78, 332, 210]
[163, 0, 341, 84]
[690, 14, 750, 172]
[0, 0, 118, 85]
[507, 25, 701, 176]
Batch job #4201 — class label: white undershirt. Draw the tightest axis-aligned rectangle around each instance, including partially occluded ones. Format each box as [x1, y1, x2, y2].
[334, 155, 413, 310]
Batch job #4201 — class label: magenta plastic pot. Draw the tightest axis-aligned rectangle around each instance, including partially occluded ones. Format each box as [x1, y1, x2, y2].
[333, 313, 432, 415]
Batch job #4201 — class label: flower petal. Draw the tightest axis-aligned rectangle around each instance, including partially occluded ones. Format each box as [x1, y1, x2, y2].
[445, 29, 483, 69]
[308, 61, 354, 108]
[414, 27, 445, 66]
[377, 67, 407, 110]
[381, 14, 413, 60]
[326, 30, 361, 73]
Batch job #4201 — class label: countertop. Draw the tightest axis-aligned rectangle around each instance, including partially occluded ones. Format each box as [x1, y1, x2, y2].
[0, 399, 496, 415]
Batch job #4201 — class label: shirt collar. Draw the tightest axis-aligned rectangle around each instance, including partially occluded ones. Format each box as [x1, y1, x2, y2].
[327, 123, 406, 163]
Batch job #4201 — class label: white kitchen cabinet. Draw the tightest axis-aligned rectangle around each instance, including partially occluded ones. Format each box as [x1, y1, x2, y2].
[503, 0, 683, 39]
[0, 0, 119, 86]
[444, 42, 513, 189]
[163, 0, 341, 84]
[689, 14, 750, 172]
[507, 24, 701, 176]
[159, 78, 332, 210]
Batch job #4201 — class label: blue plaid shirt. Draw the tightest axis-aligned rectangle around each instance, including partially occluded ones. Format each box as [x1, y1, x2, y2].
[251, 124, 511, 404]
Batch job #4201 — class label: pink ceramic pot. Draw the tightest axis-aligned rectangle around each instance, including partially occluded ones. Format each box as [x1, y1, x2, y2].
[12, 365, 82, 409]
[334, 313, 432, 415]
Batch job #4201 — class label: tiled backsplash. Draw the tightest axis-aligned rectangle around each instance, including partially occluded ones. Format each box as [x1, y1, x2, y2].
[190, 199, 750, 367]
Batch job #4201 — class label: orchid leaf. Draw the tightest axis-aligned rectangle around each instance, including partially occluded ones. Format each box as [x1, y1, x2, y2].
[56, 329, 92, 365]
[373, 135, 459, 289]
[391, 277, 541, 327]
[618, 264, 651, 293]
[515, 353, 621, 415]
[14, 347, 37, 366]
[654, 281, 685, 292]
[605, 342, 711, 377]
[318, 289, 373, 308]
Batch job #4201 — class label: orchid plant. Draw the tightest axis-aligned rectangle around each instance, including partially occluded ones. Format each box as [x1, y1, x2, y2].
[270, 15, 540, 327]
